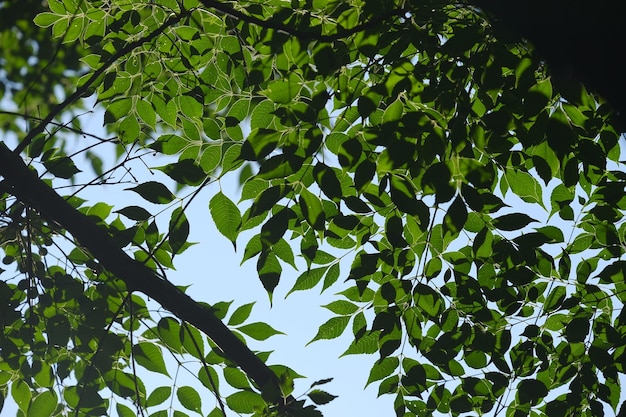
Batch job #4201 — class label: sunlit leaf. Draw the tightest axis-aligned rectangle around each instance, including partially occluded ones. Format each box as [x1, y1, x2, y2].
[146, 386, 172, 408]
[308, 316, 350, 344]
[177, 386, 202, 413]
[209, 192, 241, 246]
[133, 343, 169, 376]
[228, 302, 255, 326]
[236, 322, 284, 341]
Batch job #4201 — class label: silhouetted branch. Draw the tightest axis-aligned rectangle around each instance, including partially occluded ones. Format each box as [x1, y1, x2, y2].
[0, 142, 289, 405]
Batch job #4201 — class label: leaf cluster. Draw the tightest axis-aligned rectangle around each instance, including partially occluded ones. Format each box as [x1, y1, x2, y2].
[1, 0, 626, 416]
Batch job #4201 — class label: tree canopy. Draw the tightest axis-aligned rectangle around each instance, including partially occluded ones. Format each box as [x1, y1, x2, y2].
[1, 0, 625, 416]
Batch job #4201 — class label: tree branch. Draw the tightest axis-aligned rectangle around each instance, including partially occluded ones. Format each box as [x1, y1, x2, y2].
[0, 142, 287, 405]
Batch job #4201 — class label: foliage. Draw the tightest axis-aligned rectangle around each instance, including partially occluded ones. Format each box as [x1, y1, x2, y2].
[1, 0, 625, 416]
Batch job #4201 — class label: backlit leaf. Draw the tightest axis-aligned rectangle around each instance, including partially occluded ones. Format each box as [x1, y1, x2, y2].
[287, 267, 327, 296]
[228, 302, 255, 326]
[308, 316, 350, 344]
[209, 192, 241, 245]
[133, 342, 169, 376]
[177, 386, 202, 413]
[236, 322, 284, 341]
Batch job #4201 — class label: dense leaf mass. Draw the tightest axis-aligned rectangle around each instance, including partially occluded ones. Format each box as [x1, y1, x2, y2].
[1, 0, 625, 416]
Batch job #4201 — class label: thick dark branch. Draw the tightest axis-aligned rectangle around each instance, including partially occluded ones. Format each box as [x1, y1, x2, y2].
[0, 143, 286, 403]
[197, 0, 407, 41]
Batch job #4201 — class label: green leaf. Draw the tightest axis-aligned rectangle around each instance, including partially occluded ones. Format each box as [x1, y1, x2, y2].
[517, 379, 548, 404]
[180, 324, 205, 360]
[449, 394, 472, 413]
[534, 225, 564, 243]
[250, 100, 275, 130]
[115, 205, 152, 221]
[147, 386, 172, 407]
[33, 12, 61, 28]
[300, 188, 326, 230]
[225, 391, 265, 414]
[390, 174, 422, 214]
[240, 128, 280, 160]
[565, 317, 589, 342]
[506, 169, 544, 206]
[223, 367, 250, 389]
[265, 75, 301, 104]
[128, 182, 175, 204]
[200, 145, 222, 173]
[249, 184, 291, 218]
[178, 95, 203, 118]
[377, 375, 399, 396]
[133, 342, 169, 376]
[198, 367, 221, 392]
[43, 155, 81, 179]
[524, 78, 553, 115]
[169, 207, 190, 255]
[343, 332, 379, 356]
[310, 378, 333, 388]
[443, 195, 467, 238]
[307, 389, 338, 405]
[382, 98, 404, 123]
[116, 404, 136, 417]
[177, 386, 202, 414]
[272, 238, 297, 268]
[27, 390, 57, 417]
[228, 302, 255, 326]
[257, 154, 304, 180]
[287, 267, 327, 296]
[308, 316, 350, 344]
[544, 286, 566, 312]
[136, 99, 157, 129]
[257, 251, 282, 297]
[322, 262, 341, 291]
[260, 207, 295, 246]
[154, 159, 206, 186]
[413, 284, 443, 319]
[385, 214, 407, 248]
[152, 134, 187, 155]
[421, 163, 455, 203]
[366, 357, 399, 386]
[157, 317, 183, 353]
[313, 163, 343, 202]
[597, 261, 626, 284]
[236, 322, 284, 341]
[209, 192, 241, 245]
[322, 300, 358, 315]
[46, 315, 70, 347]
[119, 115, 141, 143]
[424, 257, 442, 279]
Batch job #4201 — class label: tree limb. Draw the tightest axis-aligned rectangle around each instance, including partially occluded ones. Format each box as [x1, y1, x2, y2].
[0, 142, 288, 405]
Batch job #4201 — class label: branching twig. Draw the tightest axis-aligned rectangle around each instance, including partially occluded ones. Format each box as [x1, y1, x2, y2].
[197, 0, 408, 41]
[13, 11, 188, 154]
[0, 142, 290, 406]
